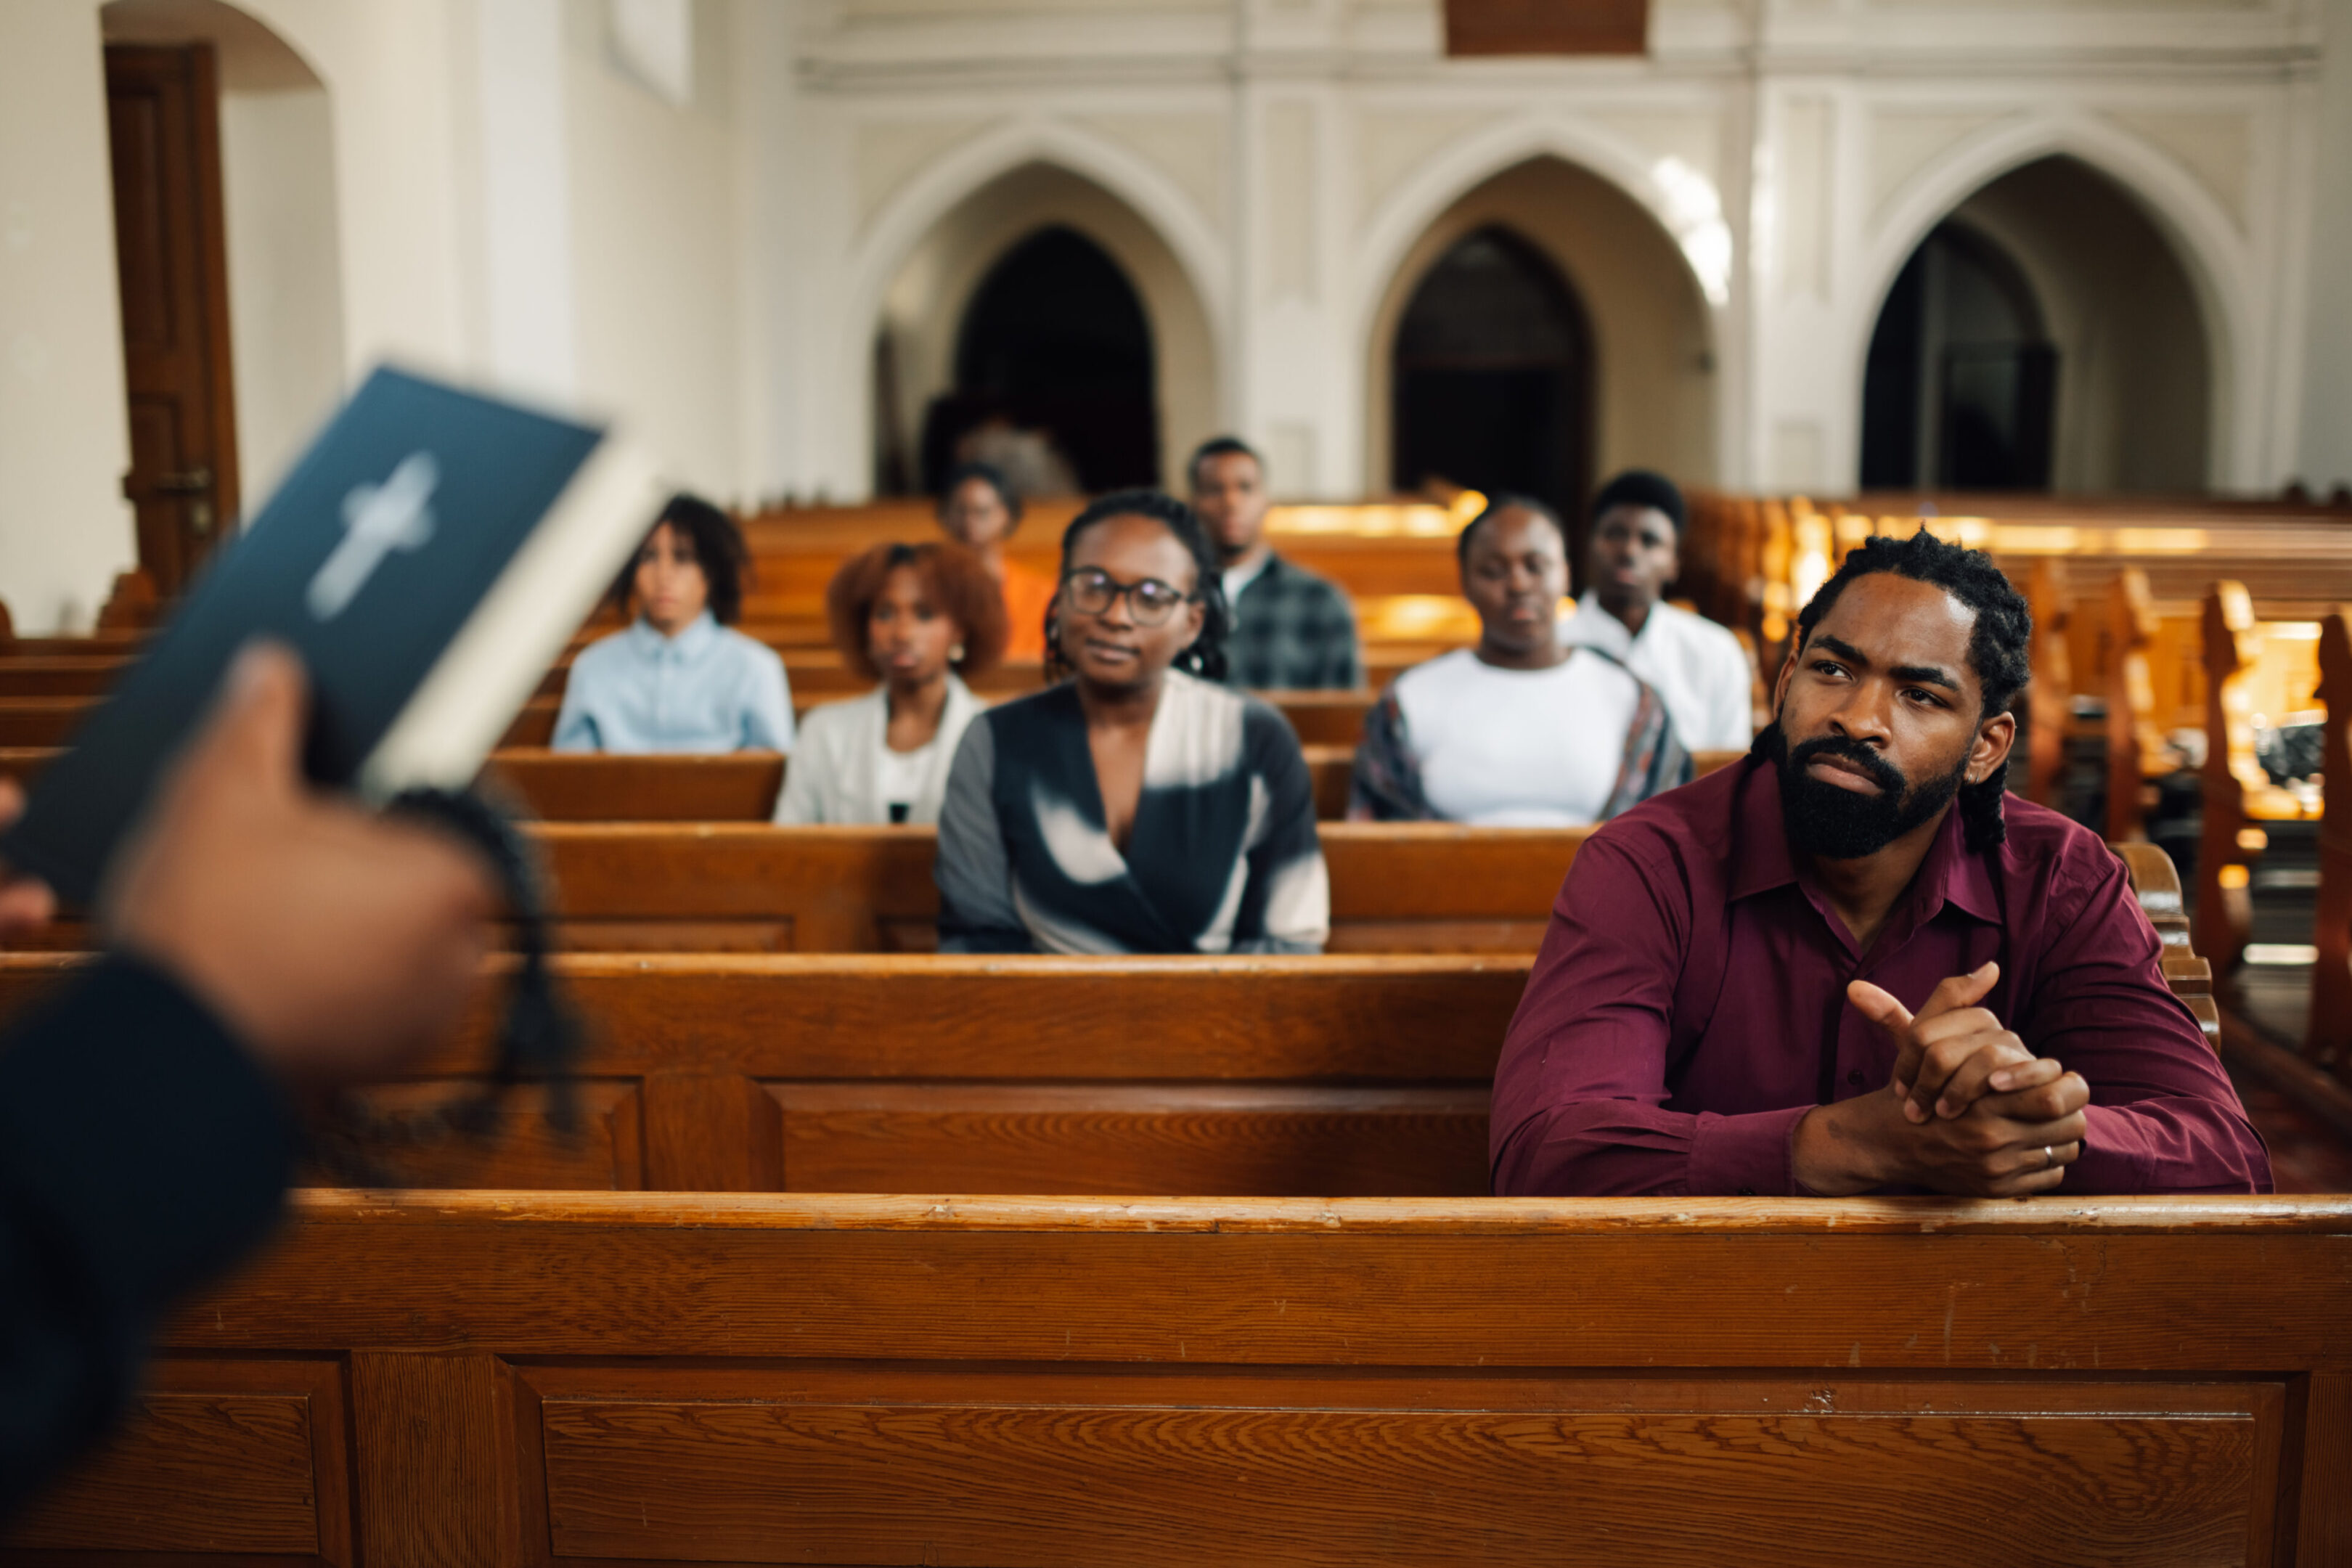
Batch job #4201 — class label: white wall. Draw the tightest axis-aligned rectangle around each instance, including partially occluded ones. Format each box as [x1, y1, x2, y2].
[219, 85, 345, 502]
[563, 0, 741, 497]
[2298, 0, 2352, 491]
[0, 1, 136, 633]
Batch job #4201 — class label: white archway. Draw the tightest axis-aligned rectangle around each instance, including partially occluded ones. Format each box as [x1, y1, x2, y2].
[841, 117, 1230, 496]
[1357, 144, 1721, 498]
[1352, 118, 1731, 494]
[1853, 112, 2252, 488]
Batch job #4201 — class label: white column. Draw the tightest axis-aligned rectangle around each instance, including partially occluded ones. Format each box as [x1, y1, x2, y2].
[0, 1, 136, 632]
[475, 0, 577, 401]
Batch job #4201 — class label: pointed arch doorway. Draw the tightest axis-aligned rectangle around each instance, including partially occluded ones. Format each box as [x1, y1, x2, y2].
[1390, 225, 1593, 520]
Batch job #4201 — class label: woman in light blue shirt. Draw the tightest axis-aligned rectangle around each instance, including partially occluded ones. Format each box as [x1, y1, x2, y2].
[554, 494, 794, 753]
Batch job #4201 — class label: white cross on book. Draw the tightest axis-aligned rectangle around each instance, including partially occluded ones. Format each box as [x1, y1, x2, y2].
[307, 452, 440, 621]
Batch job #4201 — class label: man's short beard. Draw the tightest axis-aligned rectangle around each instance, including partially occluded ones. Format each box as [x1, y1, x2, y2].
[1759, 722, 1968, 860]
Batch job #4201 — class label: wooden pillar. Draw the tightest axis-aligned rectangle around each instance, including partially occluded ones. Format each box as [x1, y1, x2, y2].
[2104, 569, 2161, 843]
[640, 1071, 784, 1190]
[2197, 582, 2263, 985]
[351, 1352, 518, 1566]
[2024, 558, 2070, 806]
[2310, 611, 2352, 1071]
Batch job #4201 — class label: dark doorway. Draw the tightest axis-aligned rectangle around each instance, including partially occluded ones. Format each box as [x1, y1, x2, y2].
[1391, 226, 1591, 527]
[105, 43, 240, 595]
[1860, 222, 2056, 491]
[919, 226, 1157, 495]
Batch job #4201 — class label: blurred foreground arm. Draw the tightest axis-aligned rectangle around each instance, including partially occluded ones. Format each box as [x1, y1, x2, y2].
[0, 644, 495, 1516]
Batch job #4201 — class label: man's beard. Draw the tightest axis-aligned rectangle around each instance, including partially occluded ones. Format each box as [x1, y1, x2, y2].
[1759, 722, 1968, 860]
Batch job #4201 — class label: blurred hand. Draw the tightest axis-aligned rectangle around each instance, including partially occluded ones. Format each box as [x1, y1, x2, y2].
[102, 643, 497, 1087]
[0, 780, 58, 937]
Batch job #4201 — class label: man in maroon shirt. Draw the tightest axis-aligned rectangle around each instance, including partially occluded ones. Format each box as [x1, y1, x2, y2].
[1490, 531, 2269, 1197]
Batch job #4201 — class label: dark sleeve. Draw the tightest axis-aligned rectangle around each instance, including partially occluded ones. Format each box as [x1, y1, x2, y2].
[1490, 832, 1812, 1196]
[2023, 850, 2272, 1194]
[0, 955, 293, 1517]
[1347, 687, 1434, 821]
[1230, 709, 1328, 953]
[933, 717, 1036, 954]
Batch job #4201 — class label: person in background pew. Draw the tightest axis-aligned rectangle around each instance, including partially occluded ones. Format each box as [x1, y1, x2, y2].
[1491, 531, 2270, 1198]
[777, 542, 1008, 825]
[1349, 495, 1688, 825]
[554, 494, 794, 754]
[936, 489, 1328, 953]
[1190, 436, 1362, 690]
[937, 460, 1055, 663]
[0, 643, 495, 1517]
[1561, 470, 1757, 750]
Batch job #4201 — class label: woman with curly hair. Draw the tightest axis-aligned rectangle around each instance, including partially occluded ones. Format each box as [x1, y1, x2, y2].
[555, 494, 793, 754]
[775, 542, 1008, 825]
[934, 489, 1328, 954]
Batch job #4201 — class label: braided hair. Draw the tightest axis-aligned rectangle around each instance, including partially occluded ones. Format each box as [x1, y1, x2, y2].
[1791, 528, 2033, 852]
[1048, 489, 1231, 684]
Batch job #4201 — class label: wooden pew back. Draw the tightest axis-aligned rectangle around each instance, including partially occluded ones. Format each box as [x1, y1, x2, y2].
[11, 1190, 2346, 1565]
[521, 822, 1579, 954]
[0, 952, 1527, 1196]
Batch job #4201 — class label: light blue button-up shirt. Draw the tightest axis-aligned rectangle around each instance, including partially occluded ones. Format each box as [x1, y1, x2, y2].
[552, 612, 795, 754]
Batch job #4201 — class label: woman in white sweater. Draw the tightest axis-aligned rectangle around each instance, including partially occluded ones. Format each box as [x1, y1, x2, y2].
[775, 542, 1009, 825]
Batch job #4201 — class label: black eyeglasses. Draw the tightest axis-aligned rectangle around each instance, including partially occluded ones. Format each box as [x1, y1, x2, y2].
[1062, 568, 1196, 626]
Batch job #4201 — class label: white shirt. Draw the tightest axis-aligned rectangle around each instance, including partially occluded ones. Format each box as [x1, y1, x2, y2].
[774, 675, 985, 825]
[1560, 594, 1754, 751]
[875, 735, 942, 815]
[1391, 648, 1641, 826]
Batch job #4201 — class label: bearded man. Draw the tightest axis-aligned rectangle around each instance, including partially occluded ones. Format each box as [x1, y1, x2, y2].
[1490, 531, 2269, 1197]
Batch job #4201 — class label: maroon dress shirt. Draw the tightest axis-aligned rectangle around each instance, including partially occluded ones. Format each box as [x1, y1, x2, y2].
[1490, 756, 2270, 1196]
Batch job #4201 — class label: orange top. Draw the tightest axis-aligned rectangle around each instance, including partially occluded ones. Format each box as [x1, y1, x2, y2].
[999, 560, 1058, 663]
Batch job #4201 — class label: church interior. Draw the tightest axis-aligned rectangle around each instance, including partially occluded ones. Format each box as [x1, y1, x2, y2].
[1, 0, 2350, 1561]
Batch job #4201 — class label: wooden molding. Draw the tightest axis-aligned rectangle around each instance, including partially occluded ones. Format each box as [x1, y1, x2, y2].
[1445, 0, 1649, 56]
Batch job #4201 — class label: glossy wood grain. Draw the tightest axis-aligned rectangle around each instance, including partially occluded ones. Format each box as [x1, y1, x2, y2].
[11, 1191, 2335, 1565]
[2, 1356, 349, 1564]
[528, 1366, 2269, 1567]
[514, 822, 1583, 952]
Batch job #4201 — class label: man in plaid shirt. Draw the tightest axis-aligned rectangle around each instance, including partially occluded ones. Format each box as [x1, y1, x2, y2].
[1189, 437, 1363, 690]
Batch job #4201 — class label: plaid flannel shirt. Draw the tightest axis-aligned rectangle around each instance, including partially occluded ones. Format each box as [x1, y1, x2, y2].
[1224, 553, 1361, 690]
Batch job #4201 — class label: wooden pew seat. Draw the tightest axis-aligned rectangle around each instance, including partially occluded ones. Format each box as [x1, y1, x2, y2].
[10, 1190, 2346, 1565]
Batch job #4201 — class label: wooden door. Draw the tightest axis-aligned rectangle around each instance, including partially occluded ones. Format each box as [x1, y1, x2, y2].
[105, 44, 239, 597]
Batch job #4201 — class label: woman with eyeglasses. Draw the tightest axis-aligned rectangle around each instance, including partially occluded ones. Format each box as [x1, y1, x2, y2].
[935, 489, 1329, 954]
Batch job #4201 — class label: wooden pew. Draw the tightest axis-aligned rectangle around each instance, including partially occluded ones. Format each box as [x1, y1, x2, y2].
[0, 690, 1376, 753]
[2311, 609, 2351, 1072]
[499, 823, 1580, 954]
[9, 1189, 2345, 1565]
[2197, 582, 2319, 983]
[0, 952, 1529, 1196]
[2106, 568, 2166, 842]
[0, 838, 2213, 1198]
[2023, 558, 2071, 806]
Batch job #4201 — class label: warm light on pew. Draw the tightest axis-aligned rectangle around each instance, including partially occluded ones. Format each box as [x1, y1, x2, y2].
[2244, 943, 2319, 966]
[1266, 503, 1464, 538]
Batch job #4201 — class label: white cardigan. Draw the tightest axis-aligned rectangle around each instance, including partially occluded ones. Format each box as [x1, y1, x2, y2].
[772, 674, 985, 825]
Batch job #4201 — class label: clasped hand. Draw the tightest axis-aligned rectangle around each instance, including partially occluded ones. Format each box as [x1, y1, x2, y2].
[1792, 962, 2090, 1198]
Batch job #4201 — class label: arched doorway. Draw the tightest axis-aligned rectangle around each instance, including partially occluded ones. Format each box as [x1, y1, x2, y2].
[1861, 224, 2054, 490]
[1390, 225, 1591, 517]
[1858, 155, 2212, 492]
[920, 225, 1157, 495]
[871, 160, 1217, 499]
